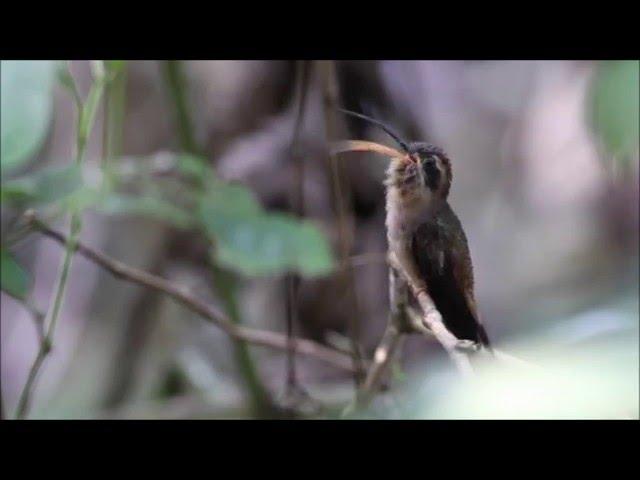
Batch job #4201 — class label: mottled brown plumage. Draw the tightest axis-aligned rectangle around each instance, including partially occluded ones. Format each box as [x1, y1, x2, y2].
[410, 202, 490, 347]
[338, 108, 490, 349]
[385, 143, 491, 349]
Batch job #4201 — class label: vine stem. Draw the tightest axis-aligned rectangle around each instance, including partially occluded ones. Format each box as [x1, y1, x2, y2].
[161, 60, 277, 416]
[26, 215, 356, 372]
[284, 60, 312, 404]
[14, 63, 105, 419]
[318, 61, 366, 386]
[15, 187, 82, 419]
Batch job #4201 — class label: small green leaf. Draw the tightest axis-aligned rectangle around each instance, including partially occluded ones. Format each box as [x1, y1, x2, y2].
[97, 193, 196, 229]
[590, 60, 640, 162]
[174, 154, 211, 185]
[1, 60, 56, 174]
[294, 220, 335, 277]
[61, 185, 107, 214]
[198, 183, 334, 277]
[1, 164, 83, 206]
[203, 178, 262, 217]
[1, 247, 30, 299]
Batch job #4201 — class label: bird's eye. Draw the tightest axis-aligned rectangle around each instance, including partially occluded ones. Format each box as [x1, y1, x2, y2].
[421, 155, 441, 190]
[422, 155, 437, 168]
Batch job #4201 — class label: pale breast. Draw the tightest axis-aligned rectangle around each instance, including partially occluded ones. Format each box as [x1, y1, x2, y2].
[385, 186, 433, 290]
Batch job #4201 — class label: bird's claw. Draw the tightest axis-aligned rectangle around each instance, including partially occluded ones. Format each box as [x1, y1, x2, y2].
[455, 339, 480, 352]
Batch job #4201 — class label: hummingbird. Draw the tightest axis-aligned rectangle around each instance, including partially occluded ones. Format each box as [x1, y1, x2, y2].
[339, 108, 491, 349]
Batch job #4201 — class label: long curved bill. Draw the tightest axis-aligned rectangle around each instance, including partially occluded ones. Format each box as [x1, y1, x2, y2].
[329, 140, 412, 163]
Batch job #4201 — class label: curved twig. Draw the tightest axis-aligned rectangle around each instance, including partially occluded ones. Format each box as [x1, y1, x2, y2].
[27, 215, 356, 373]
[387, 252, 473, 375]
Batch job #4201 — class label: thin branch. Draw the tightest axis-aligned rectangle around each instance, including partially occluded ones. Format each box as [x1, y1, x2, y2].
[350, 264, 410, 410]
[285, 60, 312, 398]
[402, 306, 539, 370]
[409, 287, 474, 374]
[356, 323, 403, 408]
[161, 61, 201, 156]
[388, 252, 474, 376]
[26, 214, 355, 373]
[15, 64, 106, 419]
[351, 253, 476, 411]
[342, 252, 388, 270]
[319, 61, 366, 385]
[102, 61, 127, 165]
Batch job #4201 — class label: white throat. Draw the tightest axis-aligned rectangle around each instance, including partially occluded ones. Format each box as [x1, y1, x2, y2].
[385, 184, 434, 243]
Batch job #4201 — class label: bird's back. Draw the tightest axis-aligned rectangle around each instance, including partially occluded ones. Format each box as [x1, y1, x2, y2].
[411, 203, 490, 347]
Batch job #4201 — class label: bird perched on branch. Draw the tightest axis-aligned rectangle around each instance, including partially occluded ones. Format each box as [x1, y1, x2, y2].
[338, 108, 491, 350]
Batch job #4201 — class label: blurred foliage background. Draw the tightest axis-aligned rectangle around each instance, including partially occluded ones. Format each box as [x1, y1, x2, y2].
[1, 60, 638, 419]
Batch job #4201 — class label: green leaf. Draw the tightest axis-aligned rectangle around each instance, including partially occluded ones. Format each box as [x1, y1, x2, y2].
[204, 178, 262, 217]
[198, 182, 334, 277]
[174, 154, 211, 185]
[1, 247, 30, 299]
[1, 164, 83, 206]
[1, 60, 56, 174]
[97, 193, 196, 229]
[104, 60, 126, 74]
[590, 60, 640, 162]
[60, 185, 107, 214]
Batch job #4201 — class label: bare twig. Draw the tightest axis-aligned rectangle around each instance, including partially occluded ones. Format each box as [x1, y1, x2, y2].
[319, 61, 366, 385]
[356, 324, 403, 407]
[351, 265, 410, 409]
[161, 61, 201, 156]
[410, 291, 474, 375]
[27, 215, 355, 373]
[284, 60, 312, 400]
[350, 254, 474, 412]
[342, 252, 388, 270]
[388, 253, 474, 376]
[403, 306, 537, 368]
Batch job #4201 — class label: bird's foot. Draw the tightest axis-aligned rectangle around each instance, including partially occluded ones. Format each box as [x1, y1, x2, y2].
[455, 339, 480, 352]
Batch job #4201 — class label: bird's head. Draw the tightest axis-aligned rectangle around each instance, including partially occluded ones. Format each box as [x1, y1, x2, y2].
[337, 108, 452, 201]
[407, 142, 452, 199]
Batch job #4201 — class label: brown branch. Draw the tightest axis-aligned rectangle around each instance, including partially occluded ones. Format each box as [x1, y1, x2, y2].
[284, 60, 312, 399]
[348, 251, 535, 411]
[355, 324, 403, 408]
[388, 252, 474, 376]
[402, 305, 539, 369]
[351, 253, 475, 412]
[342, 252, 388, 270]
[350, 265, 410, 410]
[319, 61, 366, 385]
[26, 214, 355, 373]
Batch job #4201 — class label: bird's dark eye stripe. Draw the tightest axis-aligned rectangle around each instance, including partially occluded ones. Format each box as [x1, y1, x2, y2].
[422, 159, 441, 191]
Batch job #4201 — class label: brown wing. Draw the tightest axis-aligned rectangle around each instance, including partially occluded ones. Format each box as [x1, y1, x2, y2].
[411, 204, 491, 348]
